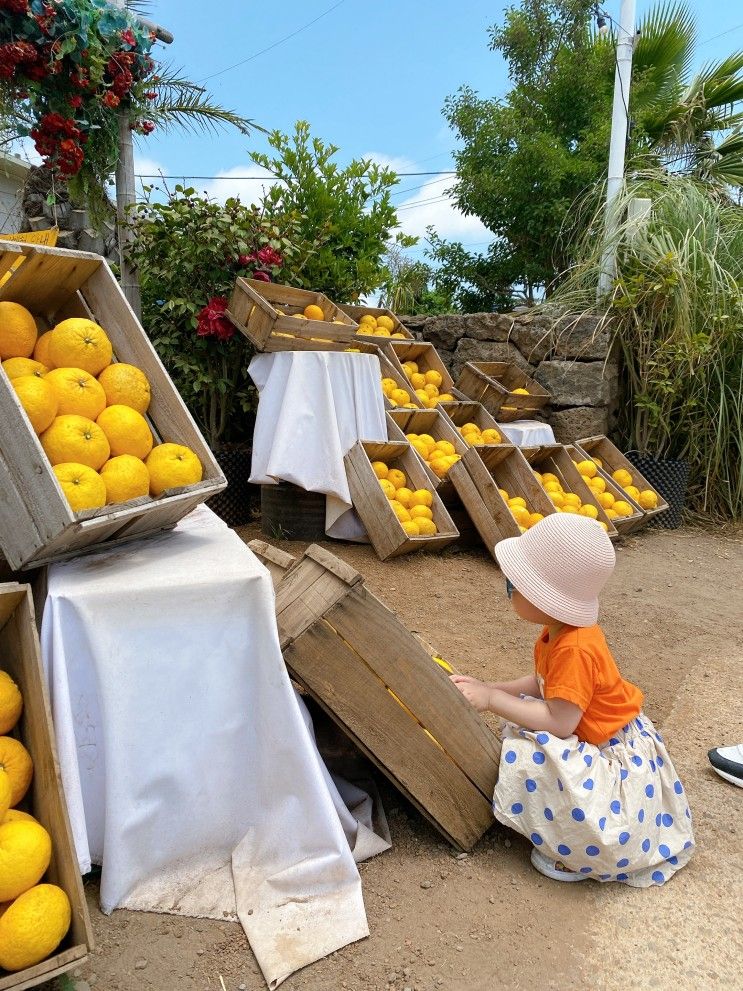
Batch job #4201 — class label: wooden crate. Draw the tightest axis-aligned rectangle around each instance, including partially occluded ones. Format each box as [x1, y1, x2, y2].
[439, 400, 513, 471]
[525, 445, 619, 539]
[0, 244, 226, 572]
[564, 444, 643, 534]
[344, 441, 458, 560]
[227, 278, 358, 351]
[337, 303, 413, 343]
[384, 341, 457, 397]
[574, 436, 668, 531]
[377, 350, 424, 410]
[388, 408, 468, 503]
[449, 447, 555, 560]
[455, 361, 550, 422]
[275, 545, 500, 849]
[247, 539, 297, 590]
[0, 583, 93, 990]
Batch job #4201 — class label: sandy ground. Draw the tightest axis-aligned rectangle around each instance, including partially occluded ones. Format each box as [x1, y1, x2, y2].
[45, 524, 742, 991]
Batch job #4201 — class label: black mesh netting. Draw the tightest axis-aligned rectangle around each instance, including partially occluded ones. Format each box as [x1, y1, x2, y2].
[624, 453, 690, 530]
[206, 446, 255, 527]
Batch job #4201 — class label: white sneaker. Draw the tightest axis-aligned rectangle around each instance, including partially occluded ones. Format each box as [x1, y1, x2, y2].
[708, 744, 743, 788]
[530, 847, 589, 882]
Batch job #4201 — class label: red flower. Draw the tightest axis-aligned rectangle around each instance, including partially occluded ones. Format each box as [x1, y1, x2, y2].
[102, 91, 121, 109]
[237, 253, 257, 267]
[252, 270, 271, 283]
[121, 28, 137, 47]
[256, 246, 283, 268]
[196, 297, 235, 342]
[68, 95, 83, 109]
[0, 0, 29, 13]
[141, 120, 155, 135]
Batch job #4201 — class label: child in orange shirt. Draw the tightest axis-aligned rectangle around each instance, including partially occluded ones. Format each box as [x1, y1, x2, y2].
[452, 514, 694, 886]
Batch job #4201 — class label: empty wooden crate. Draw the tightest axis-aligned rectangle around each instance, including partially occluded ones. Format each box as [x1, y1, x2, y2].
[275, 545, 500, 849]
[0, 244, 226, 571]
[455, 361, 550, 422]
[574, 436, 668, 530]
[0, 583, 93, 990]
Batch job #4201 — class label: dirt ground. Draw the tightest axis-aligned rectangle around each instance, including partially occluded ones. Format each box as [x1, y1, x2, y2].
[47, 523, 742, 991]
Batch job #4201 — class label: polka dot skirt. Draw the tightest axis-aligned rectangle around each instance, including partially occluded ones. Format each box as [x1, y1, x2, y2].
[493, 712, 694, 887]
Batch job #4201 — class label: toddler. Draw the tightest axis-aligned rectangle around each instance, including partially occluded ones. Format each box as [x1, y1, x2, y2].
[452, 513, 694, 886]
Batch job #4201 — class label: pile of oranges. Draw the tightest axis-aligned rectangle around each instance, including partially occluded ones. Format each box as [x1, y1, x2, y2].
[572, 457, 659, 514]
[371, 461, 439, 537]
[399, 360, 455, 407]
[355, 312, 407, 338]
[404, 432, 462, 480]
[455, 420, 503, 447]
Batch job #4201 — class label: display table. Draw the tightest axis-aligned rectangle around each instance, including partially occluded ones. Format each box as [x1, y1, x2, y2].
[40, 509, 388, 988]
[499, 419, 556, 447]
[249, 351, 387, 539]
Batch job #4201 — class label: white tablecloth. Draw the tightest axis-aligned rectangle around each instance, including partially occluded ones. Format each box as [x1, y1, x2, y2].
[500, 419, 556, 447]
[249, 351, 387, 539]
[40, 510, 389, 988]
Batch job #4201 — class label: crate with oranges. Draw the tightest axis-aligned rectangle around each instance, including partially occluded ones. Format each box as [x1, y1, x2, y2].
[0, 244, 225, 570]
[526, 446, 618, 538]
[439, 400, 511, 470]
[385, 341, 457, 409]
[454, 361, 550, 422]
[388, 408, 468, 502]
[344, 440, 458, 560]
[337, 304, 413, 341]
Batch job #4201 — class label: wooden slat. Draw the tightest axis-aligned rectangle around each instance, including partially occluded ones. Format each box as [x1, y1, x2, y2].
[448, 461, 500, 561]
[385, 340, 455, 394]
[0, 249, 101, 320]
[247, 540, 298, 590]
[0, 945, 88, 991]
[302, 543, 362, 585]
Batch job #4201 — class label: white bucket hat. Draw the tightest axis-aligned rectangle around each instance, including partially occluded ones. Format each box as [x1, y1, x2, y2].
[494, 514, 616, 627]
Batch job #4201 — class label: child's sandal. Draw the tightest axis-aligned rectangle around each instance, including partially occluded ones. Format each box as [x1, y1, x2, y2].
[530, 847, 588, 882]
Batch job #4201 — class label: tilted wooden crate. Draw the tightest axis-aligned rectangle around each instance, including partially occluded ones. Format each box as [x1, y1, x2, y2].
[275, 545, 500, 849]
[439, 399, 512, 470]
[247, 539, 297, 591]
[0, 583, 93, 990]
[378, 350, 424, 410]
[525, 445, 619, 539]
[337, 303, 413, 342]
[344, 441, 458, 559]
[227, 278, 358, 351]
[455, 361, 550, 422]
[564, 444, 643, 534]
[387, 408, 468, 503]
[0, 244, 226, 571]
[384, 340, 458, 398]
[574, 436, 668, 530]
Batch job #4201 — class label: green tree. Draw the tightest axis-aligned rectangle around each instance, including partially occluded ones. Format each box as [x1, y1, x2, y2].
[378, 244, 454, 315]
[252, 121, 415, 302]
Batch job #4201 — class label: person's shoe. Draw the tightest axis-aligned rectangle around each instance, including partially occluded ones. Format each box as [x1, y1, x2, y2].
[530, 847, 588, 882]
[708, 744, 743, 788]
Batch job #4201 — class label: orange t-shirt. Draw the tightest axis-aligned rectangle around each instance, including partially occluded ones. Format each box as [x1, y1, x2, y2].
[534, 625, 643, 745]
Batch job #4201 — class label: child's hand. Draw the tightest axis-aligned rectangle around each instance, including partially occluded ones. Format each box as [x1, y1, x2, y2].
[450, 675, 495, 713]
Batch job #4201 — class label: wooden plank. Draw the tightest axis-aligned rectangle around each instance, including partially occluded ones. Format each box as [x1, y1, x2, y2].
[247, 540, 297, 590]
[276, 560, 352, 648]
[0, 587, 93, 987]
[448, 461, 500, 560]
[0, 945, 88, 991]
[302, 544, 362, 585]
[0, 249, 102, 320]
[284, 618, 495, 850]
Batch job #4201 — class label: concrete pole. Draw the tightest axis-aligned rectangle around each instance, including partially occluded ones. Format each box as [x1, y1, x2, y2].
[116, 111, 141, 317]
[597, 0, 637, 298]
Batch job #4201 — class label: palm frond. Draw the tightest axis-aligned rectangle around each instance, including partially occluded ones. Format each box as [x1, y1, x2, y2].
[634, 1, 696, 94]
[697, 130, 743, 186]
[146, 67, 262, 137]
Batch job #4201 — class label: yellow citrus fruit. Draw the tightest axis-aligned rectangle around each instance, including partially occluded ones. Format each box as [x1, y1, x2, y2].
[374, 327, 392, 337]
[32, 331, 54, 368]
[580, 474, 593, 487]
[605, 508, 618, 520]
[543, 480, 562, 494]
[391, 332, 407, 339]
[579, 504, 599, 520]
[638, 489, 659, 510]
[479, 428, 500, 444]
[563, 492, 581, 508]
[410, 489, 433, 508]
[0, 302, 37, 360]
[376, 315, 395, 332]
[416, 518, 438, 536]
[53, 463, 106, 513]
[471, 435, 487, 445]
[303, 304, 325, 321]
[392, 503, 411, 524]
[48, 319, 112, 376]
[146, 444, 203, 496]
[541, 473, 559, 485]
[0, 737, 32, 806]
[411, 439, 429, 459]
[576, 460, 597, 478]
[423, 383, 439, 398]
[561, 504, 580, 515]
[387, 468, 406, 489]
[550, 492, 566, 508]
[512, 387, 530, 396]
[612, 468, 633, 488]
[0, 673, 22, 736]
[498, 488, 509, 501]
[424, 369, 443, 388]
[434, 440, 456, 457]
[390, 388, 411, 407]
[589, 475, 606, 494]
[41, 414, 109, 469]
[508, 496, 527, 509]
[0, 882, 71, 972]
[597, 491, 615, 509]
[437, 393, 454, 403]
[511, 505, 531, 526]
[624, 485, 641, 501]
[372, 460, 388, 479]
[359, 314, 377, 327]
[613, 500, 632, 518]
[593, 457, 603, 468]
[380, 378, 396, 397]
[379, 478, 396, 499]
[2, 810, 36, 825]
[0, 771, 10, 821]
[401, 519, 420, 536]
[96, 405, 153, 460]
[409, 504, 433, 521]
[395, 487, 414, 508]
[45, 367, 106, 420]
[100, 455, 150, 504]
[410, 372, 426, 390]
[529, 513, 545, 527]
[0, 820, 51, 901]
[402, 362, 418, 376]
[414, 389, 429, 405]
[11, 375, 58, 434]
[98, 363, 151, 414]
[405, 433, 419, 441]
[460, 422, 480, 436]
[2, 357, 47, 380]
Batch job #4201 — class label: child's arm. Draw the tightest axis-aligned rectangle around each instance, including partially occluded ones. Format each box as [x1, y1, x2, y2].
[451, 673, 540, 698]
[451, 679, 582, 738]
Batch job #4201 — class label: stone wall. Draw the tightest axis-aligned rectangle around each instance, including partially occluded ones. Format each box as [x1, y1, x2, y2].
[401, 310, 619, 443]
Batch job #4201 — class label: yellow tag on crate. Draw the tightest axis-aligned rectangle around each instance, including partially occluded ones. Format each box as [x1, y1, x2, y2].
[0, 227, 59, 285]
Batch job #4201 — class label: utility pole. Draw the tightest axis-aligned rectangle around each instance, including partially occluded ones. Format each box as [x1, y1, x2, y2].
[597, 0, 636, 298]
[111, 2, 173, 318]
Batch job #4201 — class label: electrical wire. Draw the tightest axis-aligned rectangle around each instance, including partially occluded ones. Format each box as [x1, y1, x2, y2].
[699, 23, 743, 47]
[133, 170, 456, 180]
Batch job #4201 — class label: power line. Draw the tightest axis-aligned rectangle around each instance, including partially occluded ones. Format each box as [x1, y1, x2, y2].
[134, 170, 457, 180]
[699, 23, 743, 47]
[198, 0, 349, 82]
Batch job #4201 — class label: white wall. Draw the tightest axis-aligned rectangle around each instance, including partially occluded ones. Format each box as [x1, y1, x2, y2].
[0, 171, 25, 233]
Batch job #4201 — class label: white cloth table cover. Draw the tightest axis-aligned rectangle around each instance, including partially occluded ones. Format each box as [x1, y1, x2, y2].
[40, 510, 388, 988]
[500, 419, 556, 447]
[248, 351, 387, 538]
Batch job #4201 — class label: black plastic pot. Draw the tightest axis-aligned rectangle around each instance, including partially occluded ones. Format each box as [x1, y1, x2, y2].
[624, 452, 690, 530]
[260, 483, 327, 541]
[206, 444, 255, 527]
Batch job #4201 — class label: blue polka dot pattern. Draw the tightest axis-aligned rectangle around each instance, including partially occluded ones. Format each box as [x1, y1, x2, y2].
[638, 809, 645, 823]
[645, 784, 655, 798]
[583, 755, 593, 767]
[616, 858, 629, 868]
[656, 756, 664, 767]
[610, 800, 621, 814]
[619, 831, 631, 845]
[656, 813, 662, 827]
[583, 778, 594, 790]
[544, 807, 554, 821]
[586, 845, 600, 856]
[561, 749, 570, 761]
[532, 751, 546, 765]
[558, 844, 571, 856]
[674, 780, 683, 795]
[662, 813, 674, 827]
[572, 808, 585, 822]
[557, 779, 564, 792]
[642, 838, 651, 853]
[659, 844, 671, 857]
[620, 769, 629, 781]
[668, 856, 678, 865]
[683, 841, 693, 850]
[631, 755, 643, 767]
[599, 817, 606, 831]
[609, 737, 620, 746]
[649, 759, 656, 773]
[511, 802, 523, 814]
[651, 870, 664, 884]
[579, 867, 592, 874]
[505, 750, 517, 764]
[525, 779, 537, 793]
[535, 733, 550, 745]
[616, 873, 628, 881]
[531, 832, 543, 846]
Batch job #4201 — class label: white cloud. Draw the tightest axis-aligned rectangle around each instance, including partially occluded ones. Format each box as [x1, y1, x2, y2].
[362, 151, 419, 175]
[394, 176, 492, 245]
[201, 164, 278, 206]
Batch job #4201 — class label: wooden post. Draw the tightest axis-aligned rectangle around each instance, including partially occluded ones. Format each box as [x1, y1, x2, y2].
[115, 112, 141, 317]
